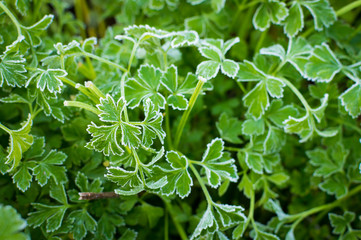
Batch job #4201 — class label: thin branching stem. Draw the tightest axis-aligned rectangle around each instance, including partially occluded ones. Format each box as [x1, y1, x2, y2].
[174, 79, 205, 149]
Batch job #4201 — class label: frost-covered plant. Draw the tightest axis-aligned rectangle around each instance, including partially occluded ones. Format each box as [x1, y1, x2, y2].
[1, 0, 361, 239]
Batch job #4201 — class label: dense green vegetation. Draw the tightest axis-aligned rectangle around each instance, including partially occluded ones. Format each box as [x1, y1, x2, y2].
[1, 0, 361, 239]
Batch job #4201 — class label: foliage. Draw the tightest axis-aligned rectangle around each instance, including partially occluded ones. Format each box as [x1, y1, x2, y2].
[1, 0, 361, 239]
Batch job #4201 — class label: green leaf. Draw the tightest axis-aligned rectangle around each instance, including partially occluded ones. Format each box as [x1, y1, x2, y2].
[216, 113, 243, 144]
[283, 2, 303, 37]
[75, 172, 103, 193]
[242, 118, 265, 136]
[95, 213, 125, 240]
[191, 202, 245, 240]
[87, 95, 142, 151]
[255, 229, 281, 240]
[329, 211, 355, 235]
[0, 205, 27, 240]
[126, 64, 165, 109]
[283, 113, 313, 143]
[307, 143, 348, 178]
[267, 100, 299, 127]
[0, 93, 30, 104]
[339, 83, 361, 118]
[32, 150, 67, 186]
[140, 99, 166, 147]
[310, 94, 329, 122]
[15, 0, 30, 15]
[12, 162, 34, 192]
[243, 82, 269, 119]
[221, 59, 239, 78]
[253, 0, 288, 31]
[244, 151, 264, 174]
[238, 173, 253, 198]
[191, 205, 216, 240]
[24, 14, 54, 46]
[152, 151, 192, 198]
[305, 43, 342, 83]
[211, 0, 225, 13]
[199, 46, 222, 61]
[300, 0, 336, 31]
[267, 172, 289, 186]
[106, 167, 144, 195]
[27, 69, 67, 94]
[238, 61, 285, 118]
[171, 30, 199, 48]
[68, 210, 97, 240]
[0, 53, 27, 87]
[149, 0, 164, 10]
[201, 138, 238, 188]
[5, 115, 34, 172]
[213, 202, 245, 228]
[86, 123, 125, 156]
[161, 65, 189, 110]
[126, 202, 164, 228]
[27, 184, 68, 232]
[264, 126, 285, 154]
[197, 38, 240, 79]
[119, 228, 138, 240]
[319, 173, 348, 198]
[261, 38, 312, 76]
[196, 60, 220, 80]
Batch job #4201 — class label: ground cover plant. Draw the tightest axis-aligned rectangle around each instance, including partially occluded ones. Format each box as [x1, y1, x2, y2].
[1, 0, 361, 239]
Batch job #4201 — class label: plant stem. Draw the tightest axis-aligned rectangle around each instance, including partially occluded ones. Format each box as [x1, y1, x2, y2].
[127, 42, 139, 73]
[255, 29, 268, 53]
[85, 81, 105, 99]
[327, 116, 361, 135]
[249, 190, 258, 232]
[0, 122, 11, 134]
[165, 206, 169, 240]
[78, 192, 119, 200]
[288, 185, 361, 221]
[174, 79, 205, 149]
[236, 81, 247, 94]
[82, 52, 127, 72]
[280, 78, 311, 111]
[189, 163, 212, 205]
[165, 103, 173, 149]
[0, 2, 22, 39]
[58, 77, 98, 103]
[336, 0, 361, 16]
[64, 101, 101, 115]
[224, 146, 242, 152]
[242, 189, 255, 233]
[163, 200, 188, 240]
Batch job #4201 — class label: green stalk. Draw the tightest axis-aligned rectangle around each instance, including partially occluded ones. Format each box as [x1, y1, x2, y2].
[336, 0, 361, 16]
[280, 78, 311, 112]
[164, 206, 169, 240]
[174, 79, 205, 149]
[59, 76, 99, 103]
[287, 185, 361, 222]
[127, 42, 139, 73]
[224, 147, 242, 152]
[82, 52, 127, 72]
[64, 101, 101, 115]
[236, 81, 247, 94]
[327, 116, 361, 135]
[85, 81, 105, 99]
[0, 122, 11, 134]
[0, 2, 22, 39]
[255, 29, 268, 53]
[165, 103, 173, 149]
[189, 163, 212, 205]
[163, 200, 188, 240]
